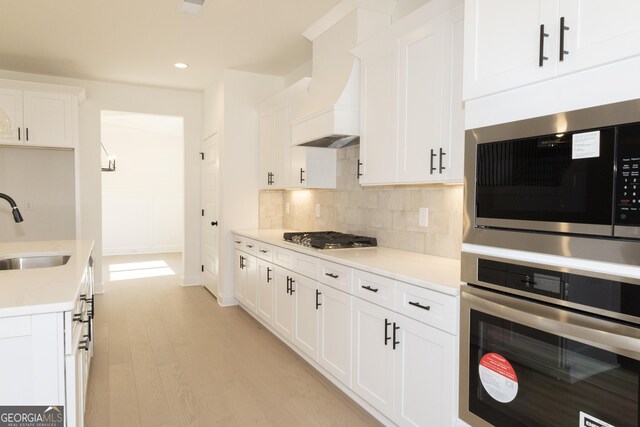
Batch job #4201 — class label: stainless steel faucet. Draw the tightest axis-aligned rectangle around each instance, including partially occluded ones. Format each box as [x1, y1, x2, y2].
[0, 193, 24, 223]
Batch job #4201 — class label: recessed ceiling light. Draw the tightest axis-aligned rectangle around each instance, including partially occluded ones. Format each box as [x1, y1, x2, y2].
[174, 63, 188, 69]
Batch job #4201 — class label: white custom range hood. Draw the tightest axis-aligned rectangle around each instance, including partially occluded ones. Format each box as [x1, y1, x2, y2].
[292, 0, 395, 148]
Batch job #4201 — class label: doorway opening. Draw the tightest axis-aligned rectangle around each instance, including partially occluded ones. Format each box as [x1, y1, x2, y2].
[100, 110, 184, 282]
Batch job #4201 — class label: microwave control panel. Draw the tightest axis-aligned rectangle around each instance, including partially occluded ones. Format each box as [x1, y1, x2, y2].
[616, 124, 640, 226]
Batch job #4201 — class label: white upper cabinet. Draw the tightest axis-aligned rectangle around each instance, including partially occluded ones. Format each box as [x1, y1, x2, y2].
[0, 84, 78, 148]
[259, 78, 336, 190]
[464, 0, 640, 100]
[354, 0, 464, 186]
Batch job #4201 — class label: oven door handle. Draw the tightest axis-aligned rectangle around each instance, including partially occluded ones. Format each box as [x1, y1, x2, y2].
[462, 286, 640, 360]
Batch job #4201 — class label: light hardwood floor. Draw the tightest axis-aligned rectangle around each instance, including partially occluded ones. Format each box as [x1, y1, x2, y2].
[85, 253, 381, 426]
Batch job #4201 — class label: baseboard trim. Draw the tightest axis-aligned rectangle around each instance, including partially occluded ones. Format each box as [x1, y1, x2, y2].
[217, 294, 239, 307]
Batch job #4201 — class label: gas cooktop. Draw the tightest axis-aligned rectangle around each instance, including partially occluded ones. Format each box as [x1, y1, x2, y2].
[283, 231, 377, 249]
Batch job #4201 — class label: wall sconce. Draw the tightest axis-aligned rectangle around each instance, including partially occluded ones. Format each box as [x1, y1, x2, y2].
[101, 142, 117, 172]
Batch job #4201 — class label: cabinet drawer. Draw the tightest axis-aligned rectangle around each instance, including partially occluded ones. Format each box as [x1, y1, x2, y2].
[294, 252, 319, 280]
[273, 246, 295, 270]
[395, 281, 457, 334]
[256, 243, 274, 262]
[242, 239, 258, 256]
[319, 260, 353, 293]
[353, 270, 395, 309]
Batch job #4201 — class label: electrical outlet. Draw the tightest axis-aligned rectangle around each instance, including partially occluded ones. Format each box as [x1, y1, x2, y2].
[419, 207, 428, 227]
[285, 202, 290, 214]
[315, 203, 321, 218]
[24, 201, 33, 211]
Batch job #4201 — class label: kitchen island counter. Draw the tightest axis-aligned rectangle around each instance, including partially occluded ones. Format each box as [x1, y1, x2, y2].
[0, 239, 94, 317]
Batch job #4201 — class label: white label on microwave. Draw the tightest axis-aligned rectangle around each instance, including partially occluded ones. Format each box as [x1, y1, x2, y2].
[478, 353, 518, 403]
[572, 131, 600, 159]
[579, 411, 614, 427]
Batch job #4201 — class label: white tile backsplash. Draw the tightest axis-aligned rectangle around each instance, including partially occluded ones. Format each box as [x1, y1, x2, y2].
[259, 146, 464, 259]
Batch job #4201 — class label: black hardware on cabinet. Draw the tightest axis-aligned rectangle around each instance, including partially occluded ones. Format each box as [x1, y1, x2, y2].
[430, 149, 437, 174]
[539, 24, 549, 67]
[200, 152, 204, 160]
[80, 294, 87, 301]
[259, 249, 268, 254]
[439, 147, 446, 173]
[89, 296, 94, 319]
[266, 267, 272, 283]
[300, 168, 306, 184]
[408, 301, 431, 311]
[239, 255, 245, 269]
[78, 339, 90, 352]
[17, 127, 20, 141]
[384, 318, 391, 346]
[83, 316, 92, 341]
[315, 289, 322, 309]
[290, 278, 296, 294]
[560, 17, 569, 61]
[286, 276, 291, 294]
[325, 272, 339, 279]
[362, 285, 379, 293]
[211, 221, 218, 226]
[201, 265, 204, 272]
[392, 322, 400, 350]
[73, 313, 83, 322]
[201, 209, 204, 217]
[357, 160, 363, 178]
[246, 244, 253, 248]
[267, 172, 274, 186]
[25, 128, 29, 141]
[235, 240, 241, 244]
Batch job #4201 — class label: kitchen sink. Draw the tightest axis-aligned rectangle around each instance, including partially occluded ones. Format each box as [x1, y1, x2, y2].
[0, 254, 71, 271]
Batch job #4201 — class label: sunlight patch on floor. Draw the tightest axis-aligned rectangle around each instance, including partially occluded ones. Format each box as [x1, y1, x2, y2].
[108, 260, 175, 282]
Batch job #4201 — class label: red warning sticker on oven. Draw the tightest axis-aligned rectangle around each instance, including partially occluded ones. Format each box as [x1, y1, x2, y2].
[479, 353, 518, 403]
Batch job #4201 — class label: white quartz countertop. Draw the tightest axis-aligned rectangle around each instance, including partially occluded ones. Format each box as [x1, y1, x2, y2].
[0, 240, 94, 318]
[234, 229, 463, 296]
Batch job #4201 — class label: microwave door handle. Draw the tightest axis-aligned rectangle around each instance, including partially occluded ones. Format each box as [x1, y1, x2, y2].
[463, 287, 640, 360]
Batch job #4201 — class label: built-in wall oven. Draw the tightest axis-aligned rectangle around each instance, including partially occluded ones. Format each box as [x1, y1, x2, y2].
[464, 98, 640, 266]
[459, 252, 640, 427]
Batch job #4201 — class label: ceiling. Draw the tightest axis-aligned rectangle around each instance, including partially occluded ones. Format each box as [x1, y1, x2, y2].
[0, 0, 341, 91]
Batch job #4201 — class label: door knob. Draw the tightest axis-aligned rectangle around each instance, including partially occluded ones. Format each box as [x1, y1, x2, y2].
[211, 221, 218, 226]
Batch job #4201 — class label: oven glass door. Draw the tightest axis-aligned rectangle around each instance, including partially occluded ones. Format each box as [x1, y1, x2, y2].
[468, 308, 639, 427]
[475, 127, 616, 230]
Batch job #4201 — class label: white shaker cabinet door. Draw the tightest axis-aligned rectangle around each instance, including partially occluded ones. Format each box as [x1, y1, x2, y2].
[22, 91, 73, 148]
[359, 45, 398, 185]
[256, 260, 275, 327]
[234, 250, 246, 305]
[292, 274, 319, 360]
[318, 284, 352, 388]
[0, 88, 23, 144]
[273, 267, 294, 341]
[243, 254, 258, 314]
[558, 0, 640, 75]
[463, 0, 559, 100]
[393, 314, 456, 427]
[351, 297, 395, 419]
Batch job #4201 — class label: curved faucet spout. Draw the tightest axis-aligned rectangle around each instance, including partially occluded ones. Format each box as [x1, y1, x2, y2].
[0, 193, 24, 223]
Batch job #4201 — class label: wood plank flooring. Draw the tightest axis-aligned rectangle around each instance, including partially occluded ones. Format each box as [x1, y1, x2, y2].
[85, 253, 380, 427]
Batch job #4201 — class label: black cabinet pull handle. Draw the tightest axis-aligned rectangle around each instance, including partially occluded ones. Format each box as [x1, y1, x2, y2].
[266, 267, 272, 283]
[408, 301, 431, 311]
[286, 276, 291, 294]
[290, 279, 295, 294]
[325, 272, 339, 279]
[73, 313, 83, 322]
[539, 24, 549, 67]
[17, 127, 20, 141]
[430, 149, 437, 174]
[235, 240, 241, 244]
[357, 160, 363, 178]
[239, 255, 245, 269]
[25, 127, 29, 141]
[211, 221, 218, 226]
[267, 172, 274, 185]
[246, 244, 253, 248]
[362, 285, 379, 293]
[384, 318, 391, 345]
[560, 17, 569, 61]
[300, 168, 306, 183]
[439, 147, 446, 173]
[392, 322, 400, 350]
[315, 289, 321, 309]
[260, 249, 268, 253]
[78, 339, 89, 351]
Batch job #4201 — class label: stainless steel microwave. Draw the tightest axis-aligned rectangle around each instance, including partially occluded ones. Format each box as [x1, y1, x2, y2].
[464, 99, 640, 266]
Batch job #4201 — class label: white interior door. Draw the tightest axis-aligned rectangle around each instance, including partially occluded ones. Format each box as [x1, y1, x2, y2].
[201, 133, 220, 297]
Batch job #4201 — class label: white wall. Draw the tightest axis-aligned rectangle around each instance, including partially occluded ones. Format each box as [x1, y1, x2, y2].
[101, 112, 184, 255]
[0, 147, 76, 241]
[0, 69, 202, 292]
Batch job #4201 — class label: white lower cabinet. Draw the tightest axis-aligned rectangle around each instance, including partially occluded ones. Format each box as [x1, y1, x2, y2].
[318, 283, 352, 387]
[292, 274, 319, 359]
[234, 249, 257, 313]
[256, 260, 275, 326]
[273, 266, 294, 340]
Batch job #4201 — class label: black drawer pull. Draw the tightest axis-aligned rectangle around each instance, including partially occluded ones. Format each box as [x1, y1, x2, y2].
[78, 339, 89, 351]
[362, 285, 379, 293]
[260, 249, 268, 254]
[429, 149, 437, 174]
[325, 272, 339, 279]
[235, 240, 241, 244]
[560, 16, 569, 61]
[315, 289, 321, 309]
[392, 322, 400, 350]
[408, 301, 431, 311]
[246, 244, 253, 248]
[266, 267, 272, 283]
[539, 24, 549, 67]
[290, 279, 296, 294]
[384, 318, 391, 345]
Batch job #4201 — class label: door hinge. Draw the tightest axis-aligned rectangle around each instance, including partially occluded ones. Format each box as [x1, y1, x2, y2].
[200, 152, 204, 160]
[201, 265, 204, 272]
